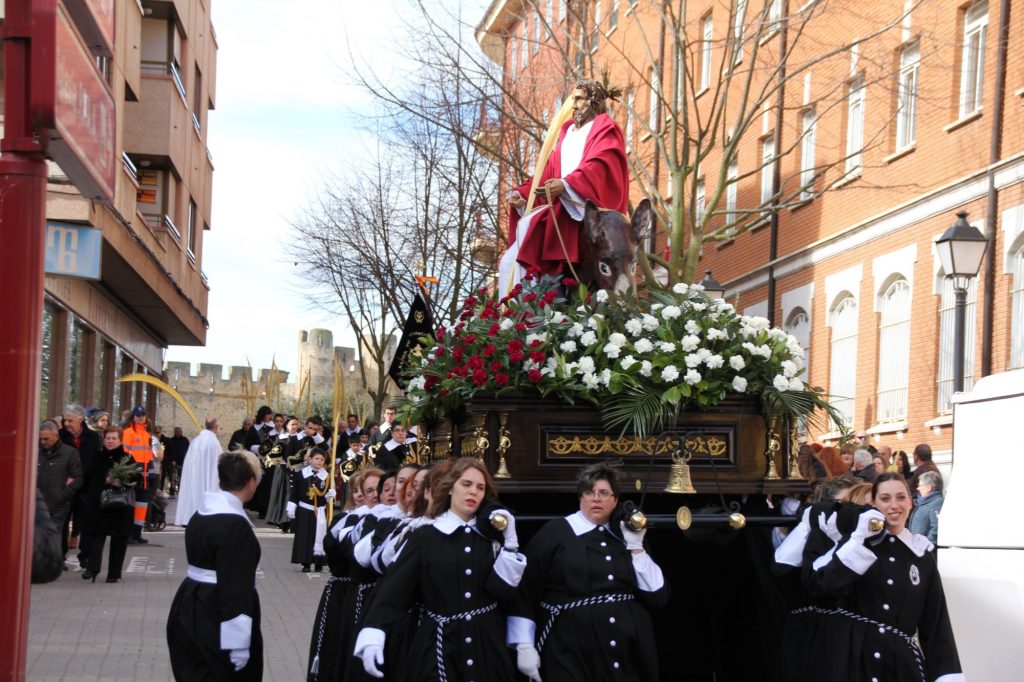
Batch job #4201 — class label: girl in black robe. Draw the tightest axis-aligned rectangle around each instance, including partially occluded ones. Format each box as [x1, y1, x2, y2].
[508, 461, 669, 682]
[353, 457, 525, 682]
[287, 449, 333, 571]
[799, 473, 963, 682]
[167, 451, 264, 681]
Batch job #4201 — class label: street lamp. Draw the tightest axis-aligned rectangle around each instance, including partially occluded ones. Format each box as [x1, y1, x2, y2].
[935, 211, 987, 393]
[699, 270, 726, 299]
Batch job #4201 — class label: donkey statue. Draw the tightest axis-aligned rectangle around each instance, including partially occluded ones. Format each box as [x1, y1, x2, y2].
[579, 198, 650, 294]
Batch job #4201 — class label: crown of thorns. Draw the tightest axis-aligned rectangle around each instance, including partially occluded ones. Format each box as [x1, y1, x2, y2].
[575, 77, 623, 103]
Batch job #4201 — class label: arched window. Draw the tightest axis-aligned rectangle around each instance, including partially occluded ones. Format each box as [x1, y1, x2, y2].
[829, 295, 858, 428]
[877, 278, 911, 422]
[1011, 245, 1024, 369]
[937, 273, 977, 413]
[784, 307, 811, 375]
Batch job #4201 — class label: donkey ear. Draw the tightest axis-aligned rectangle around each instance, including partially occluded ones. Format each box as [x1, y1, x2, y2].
[584, 200, 604, 245]
[630, 199, 652, 244]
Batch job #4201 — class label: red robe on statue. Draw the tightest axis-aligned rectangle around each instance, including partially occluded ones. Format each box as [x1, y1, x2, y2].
[508, 113, 629, 275]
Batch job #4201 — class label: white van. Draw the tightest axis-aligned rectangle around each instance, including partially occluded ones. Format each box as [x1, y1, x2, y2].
[938, 368, 1024, 681]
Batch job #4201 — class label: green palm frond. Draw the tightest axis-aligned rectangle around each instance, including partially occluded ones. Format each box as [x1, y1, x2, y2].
[763, 388, 849, 437]
[602, 384, 678, 438]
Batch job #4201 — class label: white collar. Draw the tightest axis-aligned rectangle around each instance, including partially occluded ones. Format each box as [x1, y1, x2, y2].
[384, 436, 416, 451]
[566, 510, 603, 536]
[345, 450, 360, 458]
[302, 466, 328, 481]
[896, 528, 933, 557]
[197, 491, 254, 527]
[433, 509, 476, 535]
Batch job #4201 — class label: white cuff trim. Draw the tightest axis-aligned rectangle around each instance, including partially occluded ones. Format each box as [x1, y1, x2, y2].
[835, 539, 877, 575]
[632, 551, 665, 592]
[774, 519, 811, 567]
[354, 533, 374, 568]
[506, 616, 537, 646]
[220, 614, 252, 650]
[811, 547, 837, 572]
[353, 627, 386, 658]
[286, 501, 297, 516]
[935, 674, 966, 682]
[493, 549, 527, 587]
[559, 181, 585, 220]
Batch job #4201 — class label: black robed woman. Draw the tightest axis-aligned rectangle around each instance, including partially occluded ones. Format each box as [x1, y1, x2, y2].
[798, 473, 963, 682]
[79, 426, 136, 583]
[508, 461, 670, 682]
[166, 451, 264, 681]
[354, 457, 525, 681]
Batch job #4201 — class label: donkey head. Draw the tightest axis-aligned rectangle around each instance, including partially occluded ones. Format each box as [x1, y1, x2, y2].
[580, 198, 650, 294]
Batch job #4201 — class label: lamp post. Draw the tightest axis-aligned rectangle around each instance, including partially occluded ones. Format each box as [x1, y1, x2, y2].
[699, 270, 726, 300]
[935, 211, 987, 393]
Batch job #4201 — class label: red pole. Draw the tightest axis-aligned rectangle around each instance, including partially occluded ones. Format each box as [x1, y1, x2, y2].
[0, 1, 49, 678]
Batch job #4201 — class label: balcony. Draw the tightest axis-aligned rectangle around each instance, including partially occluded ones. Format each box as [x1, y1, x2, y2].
[124, 65, 189, 177]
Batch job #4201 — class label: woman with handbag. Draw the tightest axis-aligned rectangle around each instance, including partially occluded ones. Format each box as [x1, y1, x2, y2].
[80, 426, 137, 583]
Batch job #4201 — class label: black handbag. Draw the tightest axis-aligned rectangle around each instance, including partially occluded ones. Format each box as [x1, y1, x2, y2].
[99, 486, 135, 511]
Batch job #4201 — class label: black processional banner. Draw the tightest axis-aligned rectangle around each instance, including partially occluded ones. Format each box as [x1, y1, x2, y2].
[388, 291, 435, 390]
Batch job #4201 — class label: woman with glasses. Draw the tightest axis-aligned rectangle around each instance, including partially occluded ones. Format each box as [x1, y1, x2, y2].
[507, 461, 670, 682]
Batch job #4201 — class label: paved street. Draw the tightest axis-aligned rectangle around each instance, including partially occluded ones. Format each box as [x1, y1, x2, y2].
[28, 498, 324, 681]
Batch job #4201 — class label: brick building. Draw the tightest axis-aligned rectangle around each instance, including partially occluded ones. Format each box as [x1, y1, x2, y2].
[477, 0, 1023, 460]
[0, 0, 218, 422]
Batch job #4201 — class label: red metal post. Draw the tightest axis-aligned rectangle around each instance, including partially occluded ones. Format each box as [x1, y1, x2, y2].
[0, 1, 49, 678]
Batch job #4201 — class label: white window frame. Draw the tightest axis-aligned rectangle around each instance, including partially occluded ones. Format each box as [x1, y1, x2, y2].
[592, 0, 602, 50]
[937, 274, 977, 412]
[1010, 246, 1024, 368]
[877, 278, 911, 423]
[521, 21, 529, 67]
[845, 74, 865, 175]
[609, 0, 619, 30]
[701, 14, 714, 91]
[696, 179, 706, 222]
[959, 0, 988, 118]
[533, 9, 541, 52]
[625, 89, 635, 152]
[896, 42, 919, 149]
[829, 295, 859, 428]
[648, 65, 660, 133]
[726, 159, 739, 236]
[559, 0, 567, 23]
[510, 31, 518, 72]
[785, 306, 812, 435]
[732, 0, 748, 65]
[546, 0, 553, 23]
[800, 108, 816, 200]
[760, 135, 775, 206]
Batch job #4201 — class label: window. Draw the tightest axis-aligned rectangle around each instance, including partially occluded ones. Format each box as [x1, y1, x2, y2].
[592, 0, 602, 49]
[877, 279, 911, 422]
[959, 0, 987, 118]
[800, 109, 816, 200]
[648, 66, 660, 132]
[521, 21, 529, 67]
[829, 295, 859, 428]
[68, 317, 86, 405]
[1010, 246, 1024, 368]
[766, 0, 782, 29]
[726, 159, 739, 235]
[559, 0, 567, 23]
[937, 275, 977, 412]
[609, 0, 619, 29]
[785, 308, 811, 374]
[39, 301, 55, 418]
[546, 0, 553, 23]
[192, 65, 203, 133]
[696, 180, 706, 222]
[732, 0, 748, 65]
[760, 135, 775, 206]
[701, 14, 714, 91]
[845, 75, 865, 175]
[533, 9, 541, 52]
[625, 89, 635, 151]
[187, 199, 197, 262]
[896, 42, 919, 149]
[510, 31, 518, 72]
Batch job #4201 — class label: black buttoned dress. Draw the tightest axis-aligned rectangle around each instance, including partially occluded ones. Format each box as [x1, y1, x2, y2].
[517, 517, 670, 682]
[361, 516, 520, 682]
[800, 530, 963, 681]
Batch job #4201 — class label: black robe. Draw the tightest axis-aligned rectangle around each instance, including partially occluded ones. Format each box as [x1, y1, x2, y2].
[798, 526, 962, 681]
[307, 512, 361, 682]
[371, 438, 416, 472]
[289, 466, 329, 566]
[513, 512, 670, 682]
[167, 492, 263, 681]
[244, 424, 276, 515]
[358, 510, 524, 682]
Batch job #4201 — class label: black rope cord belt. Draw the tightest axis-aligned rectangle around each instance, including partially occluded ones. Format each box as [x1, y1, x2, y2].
[424, 602, 498, 682]
[538, 593, 634, 651]
[790, 606, 926, 682]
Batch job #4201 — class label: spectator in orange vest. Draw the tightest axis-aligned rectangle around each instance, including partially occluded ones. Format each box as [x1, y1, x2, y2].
[123, 406, 153, 544]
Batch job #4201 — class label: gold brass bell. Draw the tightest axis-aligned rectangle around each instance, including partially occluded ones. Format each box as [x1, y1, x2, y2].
[664, 450, 696, 494]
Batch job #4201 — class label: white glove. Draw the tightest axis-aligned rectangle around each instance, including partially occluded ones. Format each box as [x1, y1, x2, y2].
[852, 508, 886, 542]
[228, 648, 249, 671]
[286, 503, 296, 520]
[620, 520, 646, 551]
[516, 643, 542, 681]
[325, 489, 337, 500]
[361, 644, 385, 678]
[818, 511, 841, 543]
[490, 509, 518, 549]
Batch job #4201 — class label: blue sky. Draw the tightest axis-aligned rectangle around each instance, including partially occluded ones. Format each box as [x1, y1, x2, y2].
[166, 1, 410, 377]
